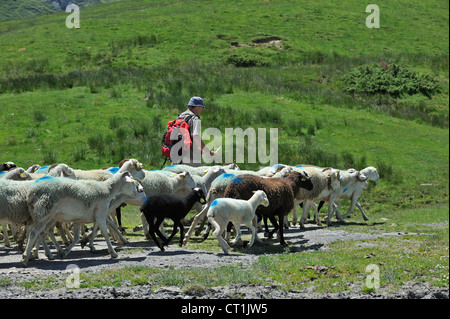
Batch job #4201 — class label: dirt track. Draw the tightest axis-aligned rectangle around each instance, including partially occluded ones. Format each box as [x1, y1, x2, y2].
[0, 224, 448, 299]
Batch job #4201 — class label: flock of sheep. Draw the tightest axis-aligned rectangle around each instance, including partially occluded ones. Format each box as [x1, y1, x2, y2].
[0, 159, 379, 267]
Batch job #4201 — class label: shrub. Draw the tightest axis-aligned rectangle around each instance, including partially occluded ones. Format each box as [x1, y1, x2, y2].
[225, 51, 269, 67]
[342, 63, 440, 98]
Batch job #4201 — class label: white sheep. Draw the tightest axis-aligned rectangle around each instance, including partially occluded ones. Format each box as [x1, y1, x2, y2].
[207, 190, 269, 254]
[0, 167, 31, 181]
[22, 171, 145, 266]
[0, 179, 34, 250]
[330, 166, 380, 221]
[290, 166, 343, 228]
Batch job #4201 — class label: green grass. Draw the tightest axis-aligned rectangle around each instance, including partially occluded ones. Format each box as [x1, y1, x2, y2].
[1, 0, 448, 295]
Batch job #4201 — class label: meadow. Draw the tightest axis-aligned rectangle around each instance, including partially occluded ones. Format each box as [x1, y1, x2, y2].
[0, 0, 448, 294]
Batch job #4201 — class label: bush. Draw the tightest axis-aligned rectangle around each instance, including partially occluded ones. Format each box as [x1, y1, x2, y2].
[342, 63, 440, 98]
[225, 51, 269, 67]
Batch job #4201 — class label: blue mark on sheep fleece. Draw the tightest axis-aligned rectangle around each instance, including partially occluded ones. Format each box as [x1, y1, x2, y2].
[35, 166, 50, 174]
[232, 177, 243, 184]
[211, 200, 219, 207]
[222, 173, 235, 179]
[108, 167, 120, 174]
[34, 176, 55, 183]
[0, 171, 5, 176]
[295, 165, 303, 168]
[343, 187, 349, 193]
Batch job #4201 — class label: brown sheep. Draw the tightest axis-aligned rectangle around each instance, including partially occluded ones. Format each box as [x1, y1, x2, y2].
[223, 171, 313, 246]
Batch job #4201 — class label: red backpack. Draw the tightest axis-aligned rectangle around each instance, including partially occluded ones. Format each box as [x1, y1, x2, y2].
[161, 114, 196, 164]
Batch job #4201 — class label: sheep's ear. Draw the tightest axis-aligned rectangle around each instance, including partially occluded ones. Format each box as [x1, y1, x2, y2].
[274, 165, 285, 173]
[178, 172, 187, 179]
[252, 190, 257, 193]
[357, 173, 368, 182]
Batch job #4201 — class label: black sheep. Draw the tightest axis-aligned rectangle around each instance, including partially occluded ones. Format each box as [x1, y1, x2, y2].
[140, 187, 206, 251]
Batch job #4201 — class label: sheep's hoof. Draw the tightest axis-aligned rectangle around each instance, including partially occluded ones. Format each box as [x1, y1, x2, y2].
[21, 259, 28, 267]
[363, 216, 369, 221]
[263, 232, 271, 238]
[110, 252, 118, 258]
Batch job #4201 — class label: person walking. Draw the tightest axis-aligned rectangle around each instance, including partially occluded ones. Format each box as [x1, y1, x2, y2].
[175, 96, 217, 166]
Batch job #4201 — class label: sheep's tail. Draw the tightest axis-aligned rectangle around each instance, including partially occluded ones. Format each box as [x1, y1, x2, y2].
[208, 214, 221, 238]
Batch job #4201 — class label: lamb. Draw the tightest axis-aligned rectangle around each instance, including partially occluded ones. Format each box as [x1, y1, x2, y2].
[223, 171, 314, 246]
[182, 169, 263, 244]
[22, 171, 145, 266]
[140, 187, 206, 251]
[132, 170, 196, 237]
[207, 190, 269, 254]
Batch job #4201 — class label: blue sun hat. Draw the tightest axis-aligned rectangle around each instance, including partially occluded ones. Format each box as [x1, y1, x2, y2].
[188, 96, 205, 108]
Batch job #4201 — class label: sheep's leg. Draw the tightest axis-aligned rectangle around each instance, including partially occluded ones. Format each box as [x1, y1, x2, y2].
[246, 223, 257, 248]
[212, 221, 230, 254]
[263, 215, 272, 238]
[150, 217, 165, 251]
[1, 223, 11, 247]
[178, 222, 185, 247]
[267, 215, 279, 240]
[299, 201, 312, 229]
[63, 224, 81, 257]
[252, 216, 263, 243]
[183, 201, 210, 244]
[356, 202, 369, 221]
[164, 220, 179, 247]
[292, 205, 299, 226]
[56, 222, 70, 247]
[333, 203, 346, 223]
[115, 206, 126, 234]
[22, 221, 47, 267]
[106, 218, 128, 245]
[200, 223, 212, 242]
[230, 223, 242, 246]
[141, 213, 151, 240]
[277, 214, 287, 246]
[96, 216, 118, 258]
[310, 202, 321, 226]
[81, 223, 98, 252]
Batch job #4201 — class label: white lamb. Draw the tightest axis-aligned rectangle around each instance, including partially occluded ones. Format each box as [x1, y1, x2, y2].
[207, 190, 269, 254]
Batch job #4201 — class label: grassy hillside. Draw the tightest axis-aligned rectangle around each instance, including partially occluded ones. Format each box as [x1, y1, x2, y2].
[0, 0, 448, 292]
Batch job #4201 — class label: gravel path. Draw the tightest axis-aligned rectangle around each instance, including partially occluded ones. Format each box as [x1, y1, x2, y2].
[0, 225, 448, 299]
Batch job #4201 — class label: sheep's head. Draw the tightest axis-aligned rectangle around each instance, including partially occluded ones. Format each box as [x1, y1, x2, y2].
[192, 187, 206, 204]
[253, 190, 269, 207]
[292, 170, 313, 191]
[360, 166, 379, 183]
[324, 169, 341, 191]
